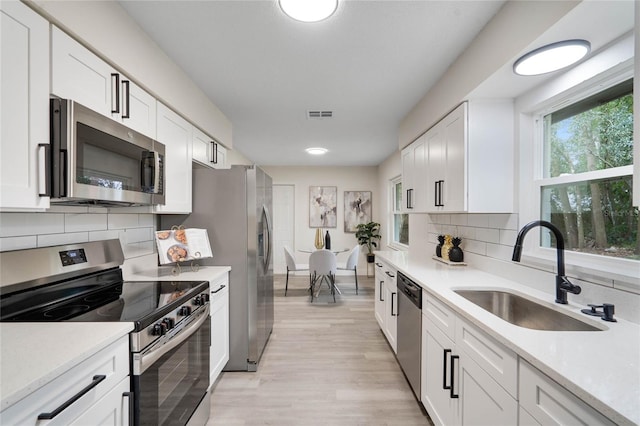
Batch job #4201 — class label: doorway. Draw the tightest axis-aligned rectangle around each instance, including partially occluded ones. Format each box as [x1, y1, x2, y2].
[272, 184, 295, 274]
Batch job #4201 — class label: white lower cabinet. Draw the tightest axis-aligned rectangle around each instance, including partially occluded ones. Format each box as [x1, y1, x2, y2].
[374, 260, 397, 353]
[209, 273, 230, 387]
[0, 335, 130, 425]
[519, 360, 615, 426]
[421, 292, 517, 426]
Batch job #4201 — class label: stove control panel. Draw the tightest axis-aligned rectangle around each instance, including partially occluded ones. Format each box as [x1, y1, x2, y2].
[58, 248, 87, 266]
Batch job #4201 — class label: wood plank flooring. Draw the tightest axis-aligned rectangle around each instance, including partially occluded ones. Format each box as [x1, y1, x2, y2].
[206, 273, 433, 426]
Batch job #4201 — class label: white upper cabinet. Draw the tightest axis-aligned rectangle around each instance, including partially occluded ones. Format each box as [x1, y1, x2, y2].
[154, 102, 192, 214]
[192, 126, 228, 170]
[403, 100, 514, 213]
[0, 1, 50, 210]
[51, 26, 156, 139]
[401, 135, 427, 212]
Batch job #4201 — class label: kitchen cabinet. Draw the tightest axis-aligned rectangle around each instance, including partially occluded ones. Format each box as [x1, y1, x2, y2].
[402, 100, 514, 213]
[1, 335, 130, 425]
[209, 272, 230, 386]
[154, 102, 193, 214]
[374, 260, 397, 353]
[401, 135, 427, 212]
[193, 126, 228, 169]
[51, 26, 156, 139]
[519, 360, 615, 426]
[421, 292, 517, 426]
[0, 1, 50, 210]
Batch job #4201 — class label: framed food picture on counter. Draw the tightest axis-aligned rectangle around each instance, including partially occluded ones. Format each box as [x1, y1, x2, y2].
[309, 186, 337, 228]
[344, 191, 372, 233]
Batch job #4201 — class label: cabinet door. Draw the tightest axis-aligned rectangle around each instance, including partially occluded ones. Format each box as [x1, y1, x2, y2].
[383, 273, 397, 353]
[412, 136, 428, 212]
[374, 262, 385, 329]
[69, 377, 131, 426]
[210, 279, 229, 386]
[421, 315, 458, 426]
[121, 80, 156, 138]
[154, 103, 193, 214]
[458, 354, 517, 426]
[426, 122, 444, 212]
[0, 1, 50, 210]
[401, 146, 414, 211]
[192, 126, 211, 166]
[51, 26, 116, 116]
[213, 142, 227, 169]
[440, 103, 466, 212]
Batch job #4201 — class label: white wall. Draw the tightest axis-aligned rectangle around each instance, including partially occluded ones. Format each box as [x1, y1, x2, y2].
[262, 166, 378, 274]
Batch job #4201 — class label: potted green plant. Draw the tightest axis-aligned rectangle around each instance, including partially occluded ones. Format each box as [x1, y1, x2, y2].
[355, 221, 382, 263]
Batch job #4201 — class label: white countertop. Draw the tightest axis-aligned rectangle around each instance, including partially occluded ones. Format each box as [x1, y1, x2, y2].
[124, 264, 231, 283]
[375, 250, 640, 426]
[0, 322, 133, 411]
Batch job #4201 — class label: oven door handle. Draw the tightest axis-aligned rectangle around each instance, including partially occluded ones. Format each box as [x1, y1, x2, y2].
[135, 304, 210, 374]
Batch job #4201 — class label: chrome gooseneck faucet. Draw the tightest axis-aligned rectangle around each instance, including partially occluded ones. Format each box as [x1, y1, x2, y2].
[512, 220, 581, 304]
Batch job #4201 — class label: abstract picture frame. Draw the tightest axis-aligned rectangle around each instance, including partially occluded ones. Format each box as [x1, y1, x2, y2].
[309, 186, 337, 228]
[344, 190, 372, 233]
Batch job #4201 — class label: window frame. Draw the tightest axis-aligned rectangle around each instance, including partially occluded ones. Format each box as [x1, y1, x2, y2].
[389, 175, 408, 250]
[520, 67, 637, 286]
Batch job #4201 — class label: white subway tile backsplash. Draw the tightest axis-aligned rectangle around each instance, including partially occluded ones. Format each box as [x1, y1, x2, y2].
[65, 213, 108, 232]
[38, 232, 88, 247]
[475, 228, 500, 244]
[48, 205, 90, 213]
[464, 239, 487, 256]
[500, 229, 518, 246]
[0, 236, 37, 251]
[467, 214, 490, 228]
[122, 241, 156, 258]
[108, 214, 140, 229]
[0, 213, 65, 237]
[489, 213, 519, 230]
[89, 230, 122, 242]
[122, 227, 154, 244]
[486, 243, 512, 261]
[138, 214, 155, 227]
[450, 214, 468, 226]
[457, 226, 476, 240]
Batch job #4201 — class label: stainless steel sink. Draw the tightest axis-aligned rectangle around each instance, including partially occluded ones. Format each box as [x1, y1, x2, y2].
[454, 290, 603, 331]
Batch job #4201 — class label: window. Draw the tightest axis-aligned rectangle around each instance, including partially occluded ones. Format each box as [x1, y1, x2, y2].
[391, 176, 409, 246]
[537, 78, 637, 261]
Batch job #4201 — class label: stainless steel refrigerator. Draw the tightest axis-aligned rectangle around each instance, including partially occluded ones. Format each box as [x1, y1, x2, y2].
[160, 165, 274, 371]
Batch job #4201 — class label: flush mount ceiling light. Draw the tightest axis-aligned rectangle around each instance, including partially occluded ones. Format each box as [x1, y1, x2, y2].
[513, 39, 591, 76]
[279, 0, 338, 23]
[306, 147, 328, 155]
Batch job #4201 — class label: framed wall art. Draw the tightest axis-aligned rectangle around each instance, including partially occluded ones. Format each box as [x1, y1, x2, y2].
[309, 186, 337, 228]
[344, 190, 372, 233]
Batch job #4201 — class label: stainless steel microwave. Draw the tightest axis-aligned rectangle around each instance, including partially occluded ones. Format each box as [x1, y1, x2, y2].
[44, 99, 165, 206]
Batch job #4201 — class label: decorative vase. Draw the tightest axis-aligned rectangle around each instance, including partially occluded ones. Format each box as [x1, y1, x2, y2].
[436, 235, 445, 257]
[449, 237, 464, 262]
[325, 230, 331, 250]
[441, 235, 453, 261]
[314, 228, 324, 249]
[366, 253, 375, 263]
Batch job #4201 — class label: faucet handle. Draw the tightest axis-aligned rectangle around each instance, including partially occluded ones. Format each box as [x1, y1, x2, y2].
[602, 303, 617, 322]
[582, 304, 604, 316]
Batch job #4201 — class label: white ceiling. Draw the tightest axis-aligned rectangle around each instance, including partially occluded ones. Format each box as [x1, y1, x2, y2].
[119, 1, 634, 167]
[119, 0, 505, 166]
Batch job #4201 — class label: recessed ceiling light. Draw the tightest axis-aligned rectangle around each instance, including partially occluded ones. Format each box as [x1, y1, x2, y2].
[306, 147, 328, 155]
[513, 39, 591, 76]
[279, 0, 338, 23]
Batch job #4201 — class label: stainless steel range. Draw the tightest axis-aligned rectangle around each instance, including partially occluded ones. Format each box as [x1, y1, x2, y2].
[0, 239, 210, 426]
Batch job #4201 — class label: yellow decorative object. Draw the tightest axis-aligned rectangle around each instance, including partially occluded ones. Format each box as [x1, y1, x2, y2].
[314, 228, 324, 249]
[441, 234, 453, 261]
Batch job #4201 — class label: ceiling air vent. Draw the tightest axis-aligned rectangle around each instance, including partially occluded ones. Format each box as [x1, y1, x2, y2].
[307, 110, 333, 119]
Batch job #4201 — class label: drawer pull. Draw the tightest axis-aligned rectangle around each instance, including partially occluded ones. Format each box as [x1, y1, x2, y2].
[211, 284, 226, 294]
[123, 391, 134, 425]
[450, 355, 459, 399]
[38, 374, 106, 420]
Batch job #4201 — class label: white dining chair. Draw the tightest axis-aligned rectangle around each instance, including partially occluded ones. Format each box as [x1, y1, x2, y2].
[309, 249, 338, 303]
[284, 246, 309, 296]
[337, 245, 360, 294]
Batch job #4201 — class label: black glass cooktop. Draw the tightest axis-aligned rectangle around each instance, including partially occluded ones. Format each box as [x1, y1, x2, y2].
[0, 270, 208, 331]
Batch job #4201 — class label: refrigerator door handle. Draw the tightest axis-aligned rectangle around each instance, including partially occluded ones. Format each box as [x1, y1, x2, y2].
[261, 204, 272, 272]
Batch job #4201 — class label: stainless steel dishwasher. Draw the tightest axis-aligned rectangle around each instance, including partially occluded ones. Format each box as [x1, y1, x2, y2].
[396, 272, 422, 400]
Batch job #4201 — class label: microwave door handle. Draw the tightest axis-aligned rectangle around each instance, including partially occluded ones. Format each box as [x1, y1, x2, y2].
[153, 152, 161, 194]
[38, 144, 51, 197]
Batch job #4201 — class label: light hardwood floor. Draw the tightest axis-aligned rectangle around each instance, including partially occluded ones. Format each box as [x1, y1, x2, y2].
[206, 273, 433, 425]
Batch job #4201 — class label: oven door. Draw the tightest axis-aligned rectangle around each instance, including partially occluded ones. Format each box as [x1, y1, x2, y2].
[132, 306, 210, 426]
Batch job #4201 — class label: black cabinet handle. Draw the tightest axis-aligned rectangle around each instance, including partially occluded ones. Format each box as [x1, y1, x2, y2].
[111, 73, 120, 114]
[38, 375, 106, 420]
[443, 349, 451, 390]
[121, 80, 130, 119]
[375, 262, 382, 267]
[391, 292, 397, 316]
[450, 355, 459, 399]
[379, 281, 384, 302]
[211, 284, 226, 294]
[38, 143, 51, 197]
[123, 391, 134, 425]
[434, 180, 439, 207]
[385, 271, 395, 278]
[439, 180, 445, 207]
